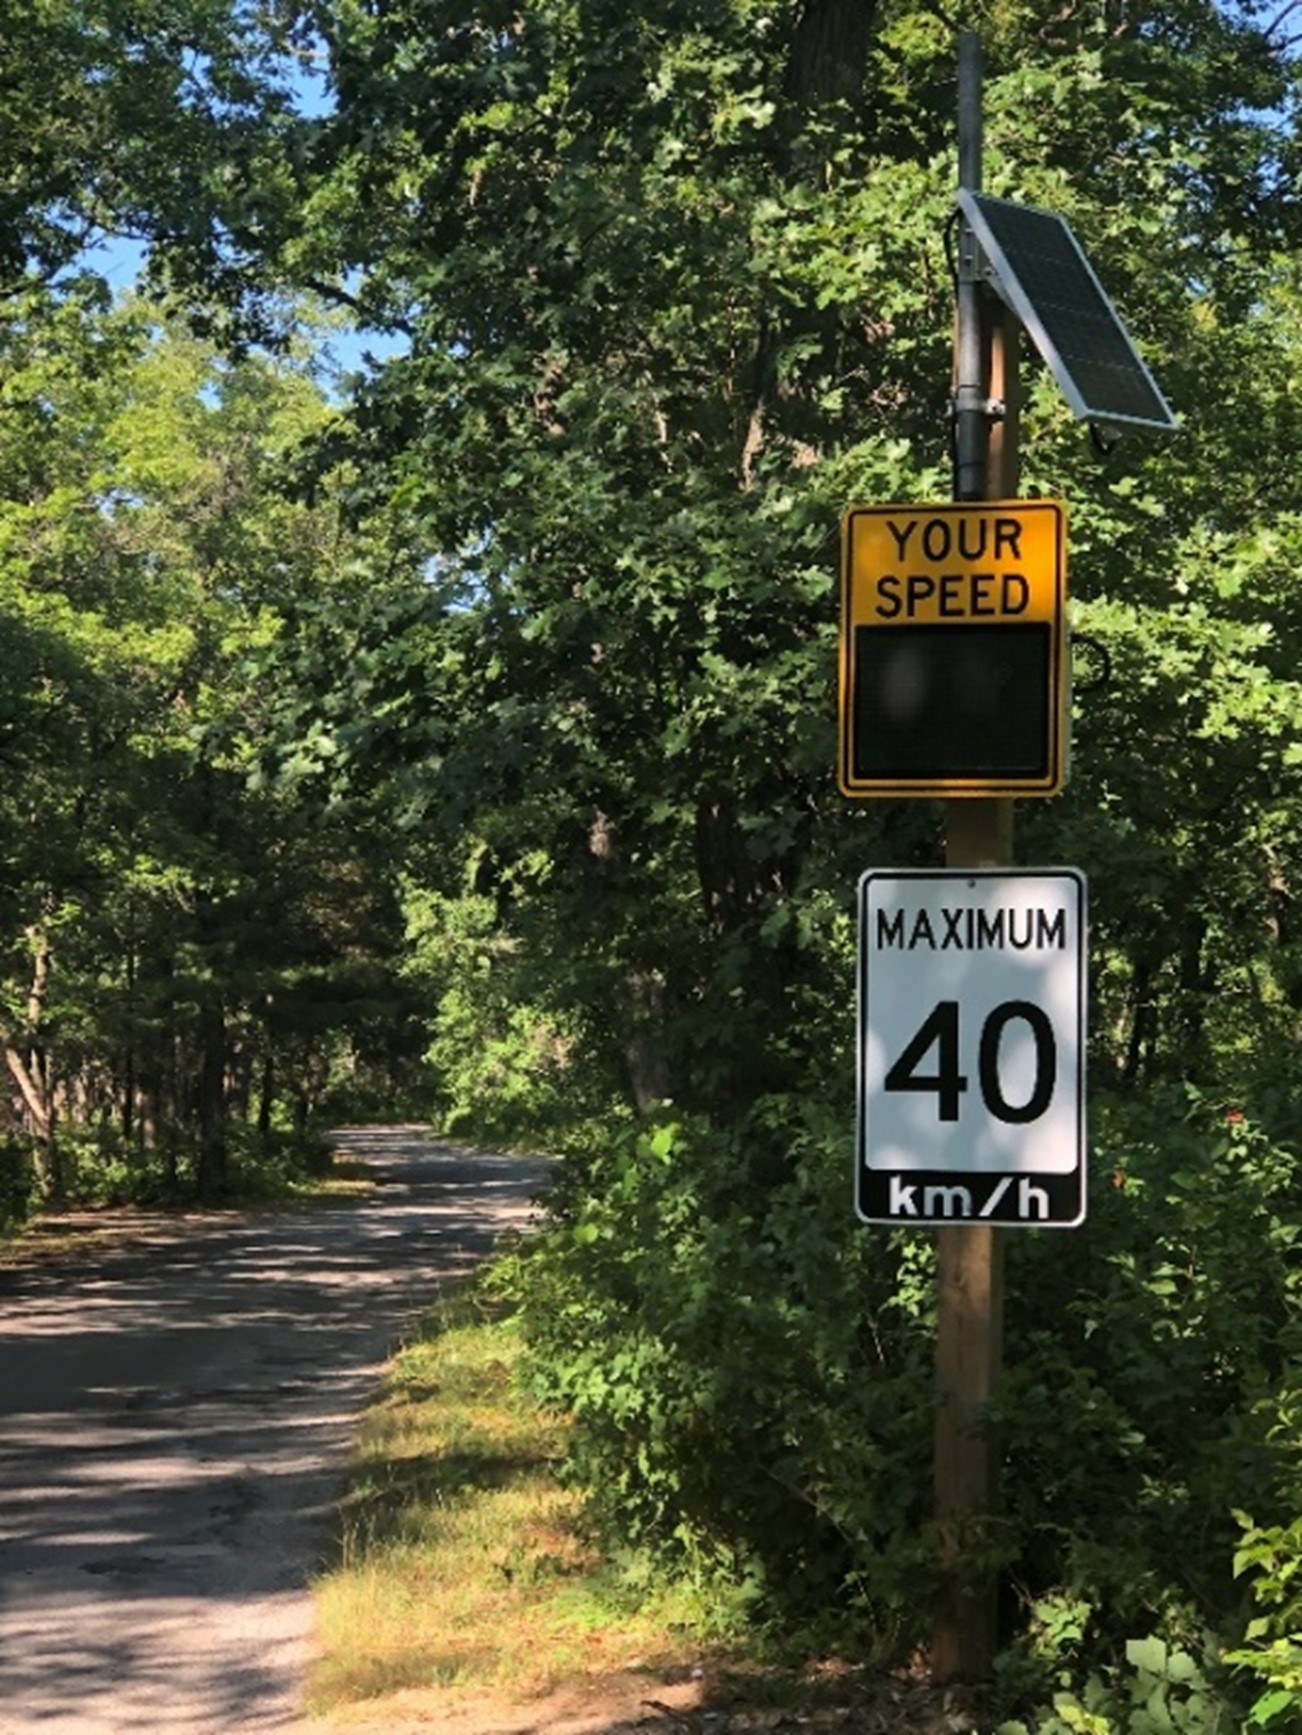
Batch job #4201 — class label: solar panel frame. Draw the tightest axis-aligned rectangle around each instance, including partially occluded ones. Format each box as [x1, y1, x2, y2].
[957, 188, 1178, 434]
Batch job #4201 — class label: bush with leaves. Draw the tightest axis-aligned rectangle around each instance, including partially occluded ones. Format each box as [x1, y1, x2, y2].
[996, 1089, 1301, 1641]
[996, 1633, 1238, 1735]
[496, 1098, 940, 1652]
[488, 1073, 1302, 1687]
[1225, 1514, 1302, 1729]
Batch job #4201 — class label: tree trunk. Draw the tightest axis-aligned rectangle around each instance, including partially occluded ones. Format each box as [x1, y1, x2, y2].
[257, 1047, 275, 1147]
[196, 995, 228, 1197]
[1121, 956, 1155, 1087]
[8, 924, 64, 1200]
[622, 970, 671, 1113]
[786, 0, 876, 108]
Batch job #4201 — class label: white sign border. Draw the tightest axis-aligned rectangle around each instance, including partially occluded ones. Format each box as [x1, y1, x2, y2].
[855, 866, 1087, 1229]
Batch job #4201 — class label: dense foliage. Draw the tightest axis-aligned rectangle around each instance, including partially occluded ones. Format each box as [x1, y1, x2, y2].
[0, 292, 428, 1206]
[2, 0, 1301, 1724]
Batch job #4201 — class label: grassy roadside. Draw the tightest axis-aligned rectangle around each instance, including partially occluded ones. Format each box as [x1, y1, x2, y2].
[307, 1283, 720, 1719]
[305, 1286, 969, 1735]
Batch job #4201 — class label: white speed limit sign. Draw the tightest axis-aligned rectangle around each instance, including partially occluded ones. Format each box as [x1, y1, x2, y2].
[856, 868, 1086, 1227]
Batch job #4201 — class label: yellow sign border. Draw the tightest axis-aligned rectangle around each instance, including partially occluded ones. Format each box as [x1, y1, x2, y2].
[838, 498, 1068, 799]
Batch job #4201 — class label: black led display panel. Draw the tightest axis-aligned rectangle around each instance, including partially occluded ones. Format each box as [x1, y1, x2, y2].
[849, 621, 1052, 782]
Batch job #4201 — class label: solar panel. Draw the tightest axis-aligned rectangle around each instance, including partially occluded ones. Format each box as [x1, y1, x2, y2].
[957, 189, 1178, 434]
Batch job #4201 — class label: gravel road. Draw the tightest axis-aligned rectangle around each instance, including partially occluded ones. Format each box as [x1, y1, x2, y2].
[0, 1127, 550, 1734]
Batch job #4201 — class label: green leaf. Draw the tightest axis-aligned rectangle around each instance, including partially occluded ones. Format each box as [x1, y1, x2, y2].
[1127, 1637, 1170, 1677]
[1250, 1689, 1299, 1726]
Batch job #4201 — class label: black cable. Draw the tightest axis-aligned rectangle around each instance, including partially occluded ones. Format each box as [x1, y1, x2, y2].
[943, 208, 961, 287]
[1072, 633, 1112, 695]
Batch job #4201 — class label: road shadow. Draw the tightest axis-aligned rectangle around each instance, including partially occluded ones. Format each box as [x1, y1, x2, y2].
[0, 1127, 550, 1734]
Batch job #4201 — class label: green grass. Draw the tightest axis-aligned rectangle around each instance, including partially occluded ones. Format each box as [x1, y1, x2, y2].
[309, 1285, 708, 1715]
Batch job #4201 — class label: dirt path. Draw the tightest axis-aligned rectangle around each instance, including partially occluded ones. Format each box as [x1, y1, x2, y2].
[0, 1127, 550, 1735]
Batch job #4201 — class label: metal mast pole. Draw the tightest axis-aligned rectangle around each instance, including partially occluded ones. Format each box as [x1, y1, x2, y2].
[952, 30, 987, 506]
[933, 28, 1014, 1684]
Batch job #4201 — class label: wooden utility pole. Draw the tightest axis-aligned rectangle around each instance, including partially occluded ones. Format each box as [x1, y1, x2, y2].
[932, 30, 1019, 1683]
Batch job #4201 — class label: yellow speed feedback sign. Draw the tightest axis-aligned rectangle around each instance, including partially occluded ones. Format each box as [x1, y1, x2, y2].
[839, 499, 1068, 798]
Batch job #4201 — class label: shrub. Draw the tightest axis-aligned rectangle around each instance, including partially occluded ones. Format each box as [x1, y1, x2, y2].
[496, 1099, 940, 1654]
